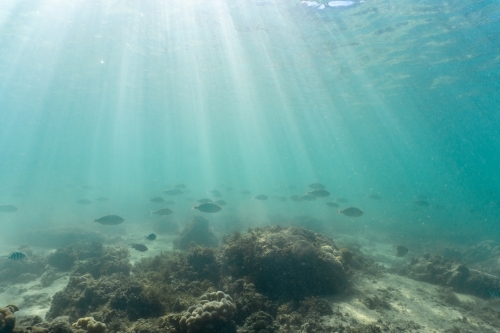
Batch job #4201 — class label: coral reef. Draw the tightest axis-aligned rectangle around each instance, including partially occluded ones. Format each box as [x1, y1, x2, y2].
[46, 273, 166, 323]
[0, 247, 47, 283]
[223, 226, 347, 299]
[173, 216, 218, 250]
[72, 317, 106, 333]
[48, 247, 78, 271]
[179, 291, 236, 333]
[72, 243, 131, 279]
[393, 254, 500, 298]
[0, 306, 17, 333]
[238, 311, 278, 333]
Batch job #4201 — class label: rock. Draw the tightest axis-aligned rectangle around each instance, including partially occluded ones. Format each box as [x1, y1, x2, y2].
[393, 254, 500, 298]
[174, 216, 218, 250]
[72, 317, 106, 333]
[223, 226, 347, 299]
[0, 307, 16, 333]
[179, 291, 237, 333]
[47, 316, 73, 333]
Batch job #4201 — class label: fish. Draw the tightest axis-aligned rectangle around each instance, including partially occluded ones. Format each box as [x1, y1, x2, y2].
[339, 207, 364, 217]
[194, 202, 222, 213]
[208, 190, 222, 198]
[413, 200, 429, 207]
[76, 199, 92, 205]
[273, 196, 287, 202]
[326, 201, 339, 208]
[308, 189, 330, 197]
[175, 184, 187, 189]
[132, 244, 148, 252]
[289, 195, 303, 202]
[254, 195, 268, 201]
[301, 194, 317, 201]
[241, 190, 252, 195]
[395, 244, 408, 257]
[149, 197, 165, 203]
[165, 200, 175, 205]
[197, 198, 213, 203]
[0, 204, 18, 213]
[145, 233, 157, 241]
[308, 183, 325, 190]
[8, 252, 26, 260]
[214, 200, 227, 206]
[95, 197, 110, 202]
[225, 186, 234, 191]
[367, 194, 381, 200]
[336, 198, 348, 203]
[151, 208, 173, 216]
[94, 215, 125, 225]
[163, 189, 183, 196]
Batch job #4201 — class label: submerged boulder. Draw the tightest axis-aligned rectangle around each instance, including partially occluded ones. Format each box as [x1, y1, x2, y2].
[174, 216, 218, 250]
[223, 226, 347, 300]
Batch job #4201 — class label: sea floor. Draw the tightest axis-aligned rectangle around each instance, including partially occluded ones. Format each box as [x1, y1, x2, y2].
[1, 223, 500, 333]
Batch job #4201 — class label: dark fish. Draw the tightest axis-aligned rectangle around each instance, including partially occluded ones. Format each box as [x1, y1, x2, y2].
[163, 189, 183, 196]
[336, 198, 348, 203]
[433, 204, 445, 211]
[326, 201, 339, 208]
[94, 215, 125, 225]
[197, 198, 213, 203]
[367, 194, 381, 200]
[165, 200, 175, 205]
[395, 244, 408, 257]
[149, 197, 165, 203]
[413, 200, 429, 207]
[289, 195, 303, 202]
[175, 184, 187, 189]
[0, 204, 18, 213]
[225, 186, 234, 191]
[254, 195, 268, 201]
[95, 197, 110, 202]
[194, 202, 222, 213]
[76, 199, 92, 205]
[208, 190, 222, 198]
[308, 183, 325, 190]
[145, 233, 157, 241]
[339, 207, 364, 217]
[8, 252, 26, 260]
[214, 200, 227, 206]
[301, 194, 317, 201]
[132, 244, 148, 252]
[241, 190, 251, 195]
[151, 208, 173, 216]
[308, 189, 330, 197]
[273, 196, 287, 202]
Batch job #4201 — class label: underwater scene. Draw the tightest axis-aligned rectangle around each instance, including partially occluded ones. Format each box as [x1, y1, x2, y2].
[1, 0, 500, 332]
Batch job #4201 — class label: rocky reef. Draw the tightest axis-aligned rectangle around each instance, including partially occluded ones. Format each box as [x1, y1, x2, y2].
[0, 247, 47, 284]
[393, 253, 500, 298]
[72, 317, 106, 333]
[36, 226, 365, 333]
[179, 291, 236, 333]
[223, 226, 347, 299]
[0, 305, 17, 333]
[174, 216, 218, 250]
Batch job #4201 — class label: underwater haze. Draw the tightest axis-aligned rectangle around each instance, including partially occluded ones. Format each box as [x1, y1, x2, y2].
[1, 0, 500, 245]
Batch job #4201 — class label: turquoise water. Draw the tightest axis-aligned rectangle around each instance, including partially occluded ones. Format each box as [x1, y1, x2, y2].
[0, 0, 499, 244]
